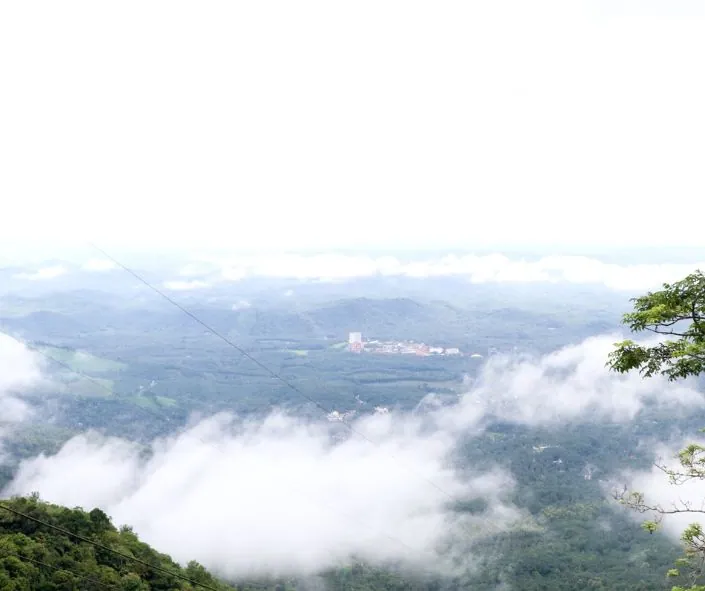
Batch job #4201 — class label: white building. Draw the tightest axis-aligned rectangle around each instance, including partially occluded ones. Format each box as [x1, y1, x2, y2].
[445, 347, 461, 355]
[348, 332, 363, 353]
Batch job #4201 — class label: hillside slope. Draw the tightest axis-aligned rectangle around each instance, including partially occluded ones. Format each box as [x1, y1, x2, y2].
[0, 496, 244, 590]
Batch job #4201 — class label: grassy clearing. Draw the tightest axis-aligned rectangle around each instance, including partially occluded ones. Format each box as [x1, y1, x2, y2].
[42, 346, 127, 373]
[156, 396, 178, 407]
[128, 395, 178, 410]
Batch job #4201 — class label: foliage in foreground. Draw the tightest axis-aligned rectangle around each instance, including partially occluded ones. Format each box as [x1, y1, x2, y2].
[608, 270, 705, 381]
[0, 495, 240, 591]
[609, 270, 705, 590]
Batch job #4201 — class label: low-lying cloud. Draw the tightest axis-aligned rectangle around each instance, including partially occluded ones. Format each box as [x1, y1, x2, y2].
[0, 333, 44, 423]
[163, 279, 211, 291]
[168, 253, 705, 291]
[5, 413, 521, 578]
[4, 335, 704, 579]
[5, 252, 702, 292]
[13, 265, 67, 281]
[0, 333, 45, 462]
[452, 335, 703, 428]
[82, 258, 117, 272]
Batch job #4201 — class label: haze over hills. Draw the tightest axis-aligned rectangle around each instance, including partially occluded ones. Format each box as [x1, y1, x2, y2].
[0, 282, 621, 361]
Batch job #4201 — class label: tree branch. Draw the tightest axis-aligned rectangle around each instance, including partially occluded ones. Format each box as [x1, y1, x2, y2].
[644, 326, 690, 337]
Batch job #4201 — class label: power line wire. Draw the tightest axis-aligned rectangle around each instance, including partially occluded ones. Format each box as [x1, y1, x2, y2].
[88, 243, 462, 506]
[95, 245, 513, 551]
[89, 244, 510, 544]
[6, 332, 432, 564]
[4, 246, 500, 581]
[0, 345, 428, 583]
[29, 347, 437, 562]
[0, 346, 282, 587]
[87, 248, 503, 548]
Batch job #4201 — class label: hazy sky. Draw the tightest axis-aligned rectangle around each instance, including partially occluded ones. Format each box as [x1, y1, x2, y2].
[1, 1, 703, 253]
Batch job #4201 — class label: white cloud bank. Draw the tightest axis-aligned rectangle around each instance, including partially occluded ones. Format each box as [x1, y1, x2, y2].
[5, 413, 521, 578]
[3, 251, 701, 292]
[0, 333, 44, 423]
[82, 258, 117, 272]
[163, 279, 211, 291]
[453, 335, 703, 428]
[0, 333, 45, 463]
[165, 253, 705, 292]
[13, 265, 67, 281]
[5, 335, 703, 578]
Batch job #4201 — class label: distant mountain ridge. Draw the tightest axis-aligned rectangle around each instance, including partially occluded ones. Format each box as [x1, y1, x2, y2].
[1, 293, 617, 356]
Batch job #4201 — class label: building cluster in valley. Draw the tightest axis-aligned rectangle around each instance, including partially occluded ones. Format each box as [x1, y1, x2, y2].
[347, 332, 482, 358]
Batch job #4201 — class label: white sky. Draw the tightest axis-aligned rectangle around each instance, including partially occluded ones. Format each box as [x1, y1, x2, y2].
[1, 1, 703, 253]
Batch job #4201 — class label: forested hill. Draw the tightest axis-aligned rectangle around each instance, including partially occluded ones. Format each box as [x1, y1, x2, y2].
[0, 496, 243, 590]
[0, 496, 421, 591]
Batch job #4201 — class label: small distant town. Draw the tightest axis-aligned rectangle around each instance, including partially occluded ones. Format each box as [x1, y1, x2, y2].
[346, 332, 486, 358]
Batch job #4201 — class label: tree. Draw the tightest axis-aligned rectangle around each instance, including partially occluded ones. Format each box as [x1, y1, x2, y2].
[608, 270, 705, 590]
[608, 270, 705, 381]
[0, 497, 242, 591]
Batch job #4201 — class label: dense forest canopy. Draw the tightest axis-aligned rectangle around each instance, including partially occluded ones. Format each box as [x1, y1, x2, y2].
[0, 496, 240, 590]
